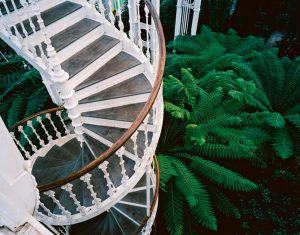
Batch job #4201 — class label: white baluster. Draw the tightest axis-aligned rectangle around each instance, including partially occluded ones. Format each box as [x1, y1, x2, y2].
[146, 164, 151, 216]
[29, 0, 55, 71]
[116, 0, 124, 33]
[98, 161, 116, 196]
[116, 147, 129, 184]
[62, 183, 86, 215]
[56, 111, 71, 135]
[80, 173, 102, 207]
[10, 131, 31, 158]
[136, 0, 143, 49]
[39, 202, 54, 218]
[27, 120, 45, 147]
[130, 131, 139, 172]
[96, 0, 105, 15]
[144, 114, 150, 148]
[18, 125, 38, 153]
[144, 5, 150, 61]
[46, 113, 62, 139]
[107, 0, 115, 23]
[36, 116, 53, 142]
[44, 191, 71, 218]
[127, 0, 135, 43]
[1, 1, 22, 43]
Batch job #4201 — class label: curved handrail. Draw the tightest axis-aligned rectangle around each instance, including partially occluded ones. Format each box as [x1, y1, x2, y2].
[10, 107, 64, 130]
[133, 155, 160, 235]
[35, 0, 166, 192]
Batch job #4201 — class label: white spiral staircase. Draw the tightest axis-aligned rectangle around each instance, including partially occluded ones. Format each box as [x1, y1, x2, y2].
[0, 0, 165, 234]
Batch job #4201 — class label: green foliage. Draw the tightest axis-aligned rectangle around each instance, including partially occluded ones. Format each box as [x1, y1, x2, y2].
[0, 45, 52, 128]
[158, 67, 260, 234]
[158, 25, 300, 234]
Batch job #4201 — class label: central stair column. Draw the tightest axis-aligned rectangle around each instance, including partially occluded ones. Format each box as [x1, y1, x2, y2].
[28, 0, 84, 143]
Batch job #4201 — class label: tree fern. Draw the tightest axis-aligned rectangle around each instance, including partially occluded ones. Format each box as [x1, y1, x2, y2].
[272, 128, 293, 159]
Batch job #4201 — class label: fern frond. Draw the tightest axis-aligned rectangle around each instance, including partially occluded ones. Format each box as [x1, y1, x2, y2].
[171, 158, 204, 207]
[164, 180, 184, 235]
[7, 95, 24, 128]
[190, 192, 217, 231]
[272, 128, 293, 159]
[263, 112, 286, 128]
[25, 86, 49, 117]
[190, 157, 257, 191]
[158, 154, 178, 191]
[207, 184, 241, 219]
[285, 114, 300, 130]
[164, 101, 190, 120]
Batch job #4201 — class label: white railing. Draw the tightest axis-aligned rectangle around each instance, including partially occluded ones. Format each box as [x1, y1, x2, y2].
[10, 109, 72, 163]
[9, 89, 163, 225]
[37, 92, 163, 225]
[174, 0, 202, 38]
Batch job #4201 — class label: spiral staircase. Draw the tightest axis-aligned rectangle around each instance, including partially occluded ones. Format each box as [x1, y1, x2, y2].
[0, 0, 165, 234]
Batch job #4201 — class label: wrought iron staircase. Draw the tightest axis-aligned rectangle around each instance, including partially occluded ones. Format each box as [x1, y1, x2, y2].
[1, 0, 165, 233]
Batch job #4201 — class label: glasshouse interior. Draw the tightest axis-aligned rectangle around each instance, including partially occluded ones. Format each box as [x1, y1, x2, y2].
[0, 0, 299, 234]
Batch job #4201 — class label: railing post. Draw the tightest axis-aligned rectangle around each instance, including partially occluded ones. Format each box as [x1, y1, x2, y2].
[191, 0, 201, 35]
[174, 0, 183, 39]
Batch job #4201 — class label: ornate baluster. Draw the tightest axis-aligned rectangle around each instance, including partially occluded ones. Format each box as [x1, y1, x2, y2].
[1, 1, 22, 43]
[116, 0, 124, 33]
[62, 183, 86, 215]
[144, 5, 150, 61]
[96, 0, 105, 15]
[36, 116, 53, 142]
[24, 0, 48, 66]
[44, 191, 71, 218]
[45, 113, 62, 139]
[146, 164, 151, 216]
[10, 131, 31, 158]
[144, 114, 150, 149]
[18, 125, 38, 153]
[56, 111, 71, 135]
[39, 202, 54, 218]
[136, 0, 143, 49]
[11, 0, 31, 54]
[98, 161, 116, 196]
[27, 120, 45, 147]
[80, 173, 102, 207]
[130, 131, 139, 171]
[29, 0, 56, 71]
[107, 0, 115, 24]
[116, 147, 129, 184]
[127, 0, 135, 43]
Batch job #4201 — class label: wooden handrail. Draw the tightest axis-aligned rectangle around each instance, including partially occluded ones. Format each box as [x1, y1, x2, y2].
[133, 155, 160, 235]
[35, 0, 166, 192]
[9, 107, 64, 130]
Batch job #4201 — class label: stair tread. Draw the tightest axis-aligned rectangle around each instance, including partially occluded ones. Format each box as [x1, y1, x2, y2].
[0, 0, 22, 15]
[82, 103, 146, 122]
[71, 211, 124, 235]
[79, 74, 152, 104]
[13, 1, 82, 37]
[75, 52, 141, 91]
[35, 18, 102, 56]
[61, 35, 119, 78]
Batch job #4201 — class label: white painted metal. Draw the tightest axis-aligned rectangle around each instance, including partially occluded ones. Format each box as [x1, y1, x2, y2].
[174, 0, 202, 38]
[0, 0, 164, 229]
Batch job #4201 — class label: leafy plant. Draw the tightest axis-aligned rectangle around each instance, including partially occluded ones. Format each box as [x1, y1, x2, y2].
[158, 68, 263, 234]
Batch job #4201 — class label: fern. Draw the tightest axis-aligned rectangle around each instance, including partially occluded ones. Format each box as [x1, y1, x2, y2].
[7, 95, 24, 128]
[207, 184, 241, 219]
[158, 154, 178, 191]
[190, 157, 257, 191]
[164, 180, 184, 235]
[272, 128, 293, 159]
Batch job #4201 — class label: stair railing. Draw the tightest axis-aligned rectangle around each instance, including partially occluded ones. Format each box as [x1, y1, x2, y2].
[9, 107, 72, 163]
[86, 0, 160, 70]
[8, 0, 165, 225]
